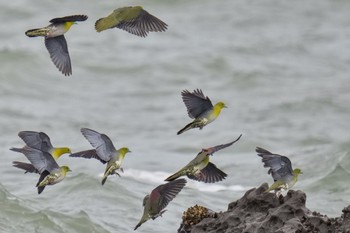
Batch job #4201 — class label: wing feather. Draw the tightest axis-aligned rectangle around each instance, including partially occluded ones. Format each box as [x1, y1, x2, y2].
[45, 35, 72, 76]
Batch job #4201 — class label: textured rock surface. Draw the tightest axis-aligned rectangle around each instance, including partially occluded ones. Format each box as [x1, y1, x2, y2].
[178, 183, 350, 233]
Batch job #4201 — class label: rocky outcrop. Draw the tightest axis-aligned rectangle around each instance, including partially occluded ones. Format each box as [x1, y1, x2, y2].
[178, 183, 350, 233]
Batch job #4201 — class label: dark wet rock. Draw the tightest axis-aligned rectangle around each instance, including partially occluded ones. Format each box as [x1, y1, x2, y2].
[178, 183, 350, 233]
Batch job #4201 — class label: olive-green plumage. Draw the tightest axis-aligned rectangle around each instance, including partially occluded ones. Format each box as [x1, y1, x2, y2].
[11, 131, 71, 174]
[69, 128, 131, 185]
[165, 135, 242, 183]
[256, 147, 302, 192]
[11, 146, 71, 194]
[134, 179, 187, 230]
[177, 89, 227, 135]
[95, 6, 167, 37]
[25, 15, 88, 76]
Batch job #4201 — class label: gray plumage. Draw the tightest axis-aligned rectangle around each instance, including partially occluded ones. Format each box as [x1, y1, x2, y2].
[256, 147, 293, 182]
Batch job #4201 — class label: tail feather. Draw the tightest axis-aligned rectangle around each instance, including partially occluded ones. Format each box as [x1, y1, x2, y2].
[101, 176, 108, 185]
[25, 28, 49, 37]
[177, 122, 195, 135]
[165, 170, 183, 182]
[10, 147, 23, 153]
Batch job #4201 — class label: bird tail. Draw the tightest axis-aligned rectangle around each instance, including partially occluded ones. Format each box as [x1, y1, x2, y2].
[134, 217, 147, 231]
[165, 170, 183, 182]
[25, 28, 49, 37]
[9, 147, 23, 153]
[101, 175, 108, 185]
[36, 171, 50, 194]
[177, 121, 196, 135]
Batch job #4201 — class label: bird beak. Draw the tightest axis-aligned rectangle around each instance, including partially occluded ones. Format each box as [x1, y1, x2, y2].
[224, 105, 228, 108]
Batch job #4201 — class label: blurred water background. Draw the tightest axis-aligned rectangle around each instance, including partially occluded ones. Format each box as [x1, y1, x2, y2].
[1, 0, 350, 232]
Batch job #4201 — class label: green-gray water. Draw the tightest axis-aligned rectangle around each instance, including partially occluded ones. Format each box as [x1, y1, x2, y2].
[1, 0, 350, 232]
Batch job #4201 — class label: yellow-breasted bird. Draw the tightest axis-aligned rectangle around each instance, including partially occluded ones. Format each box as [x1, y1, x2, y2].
[25, 15, 88, 76]
[11, 146, 71, 194]
[177, 89, 227, 135]
[69, 128, 131, 185]
[11, 131, 71, 174]
[134, 179, 187, 230]
[256, 147, 302, 192]
[95, 6, 167, 37]
[165, 134, 242, 183]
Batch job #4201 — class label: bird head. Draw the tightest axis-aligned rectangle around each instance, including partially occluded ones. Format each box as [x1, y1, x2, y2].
[216, 102, 227, 109]
[61, 166, 72, 173]
[293, 168, 302, 176]
[54, 147, 72, 159]
[62, 147, 72, 154]
[119, 147, 131, 156]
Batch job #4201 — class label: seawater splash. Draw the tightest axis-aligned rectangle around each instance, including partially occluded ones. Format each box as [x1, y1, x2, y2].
[121, 169, 246, 193]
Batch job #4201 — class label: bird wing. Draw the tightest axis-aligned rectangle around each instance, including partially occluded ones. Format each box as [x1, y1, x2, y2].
[115, 9, 167, 37]
[45, 35, 72, 76]
[20, 146, 59, 173]
[80, 128, 116, 161]
[69, 149, 107, 164]
[207, 134, 242, 155]
[153, 179, 187, 212]
[256, 147, 294, 182]
[181, 89, 213, 119]
[12, 161, 39, 173]
[49, 15, 88, 24]
[18, 131, 53, 152]
[188, 162, 227, 183]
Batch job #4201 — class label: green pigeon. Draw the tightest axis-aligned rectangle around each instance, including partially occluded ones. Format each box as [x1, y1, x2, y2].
[11, 146, 71, 194]
[95, 6, 167, 37]
[11, 131, 71, 174]
[25, 15, 88, 76]
[177, 89, 227, 135]
[134, 179, 187, 230]
[256, 147, 302, 192]
[165, 134, 242, 183]
[69, 128, 131, 185]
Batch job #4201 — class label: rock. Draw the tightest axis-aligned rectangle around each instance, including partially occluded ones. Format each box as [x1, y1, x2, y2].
[178, 183, 350, 233]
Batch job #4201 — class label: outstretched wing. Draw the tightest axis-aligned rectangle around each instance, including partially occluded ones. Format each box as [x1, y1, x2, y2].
[12, 161, 39, 173]
[207, 134, 242, 155]
[153, 179, 187, 212]
[80, 128, 116, 161]
[181, 89, 213, 119]
[45, 35, 72, 76]
[18, 131, 53, 152]
[116, 9, 167, 37]
[50, 15, 88, 24]
[19, 146, 59, 173]
[188, 162, 227, 183]
[70, 149, 107, 164]
[256, 147, 294, 182]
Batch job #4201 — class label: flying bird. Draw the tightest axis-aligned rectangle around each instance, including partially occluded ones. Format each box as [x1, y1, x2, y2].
[177, 89, 227, 135]
[134, 179, 187, 230]
[69, 128, 131, 185]
[95, 6, 167, 37]
[25, 15, 88, 76]
[11, 146, 71, 194]
[11, 131, 71, 174]
[256, 147, 302, 192]
[165, 134, 242, 183]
